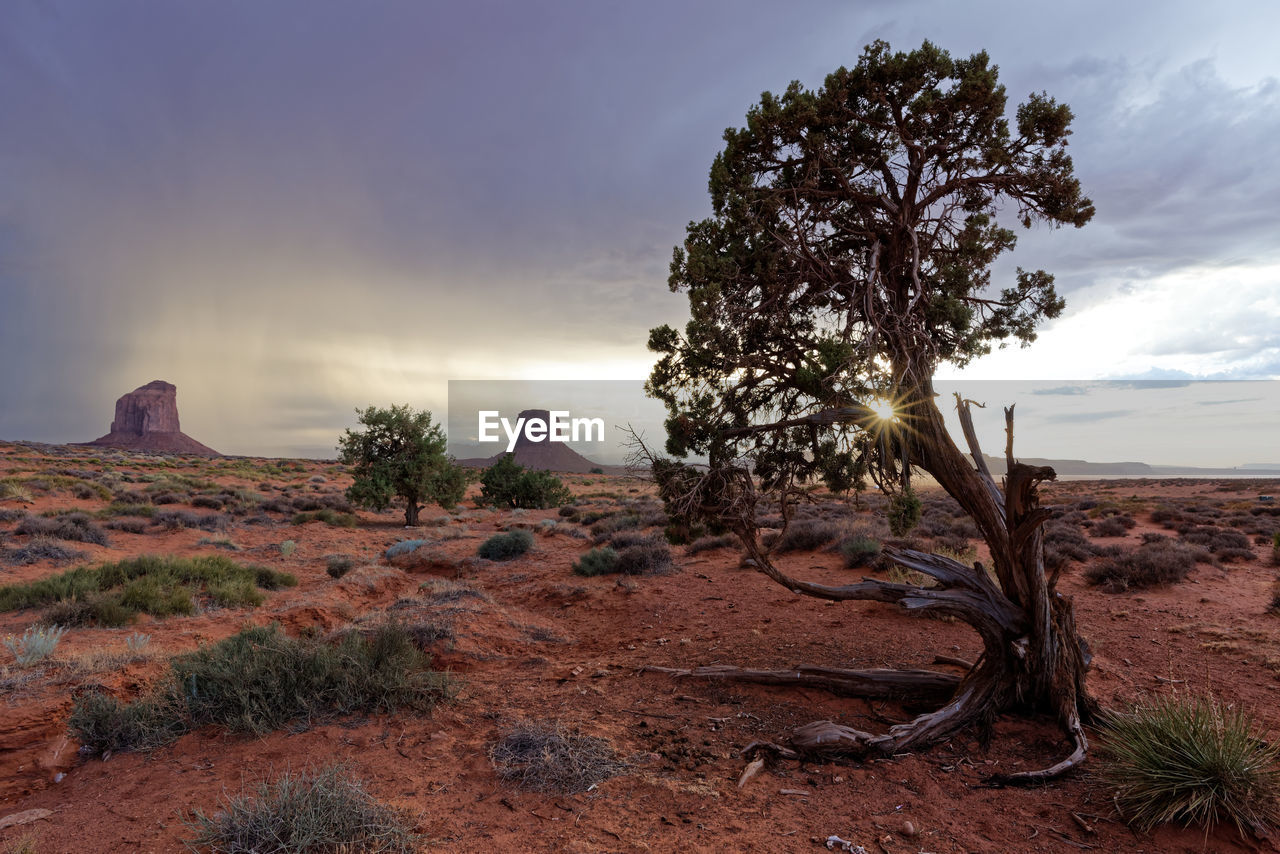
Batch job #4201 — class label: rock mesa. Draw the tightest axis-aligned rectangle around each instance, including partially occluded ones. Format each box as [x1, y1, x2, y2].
[84, 380, 219, 456]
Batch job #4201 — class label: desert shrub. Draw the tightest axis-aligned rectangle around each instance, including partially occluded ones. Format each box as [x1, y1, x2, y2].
[558, 505, 579, 519]
[888, 488, 923, 536]
[190, 495, 225, 510]
[771, 518, 840, 553]
[4, 624, 67, 666]
[0, 508, 26, 523]
[1090, 516, 1133, 538]
[105, 517, 149, 534]
[15, 512, 108, 545]
[102, 501, 155, 518]
[258, 498, 294, 514]
[326, 555, 356, 579]
[1099, 692, 1280, 836]
[572, 547, 619, 577]
[71, 623, 450, 754]
[292, 508, 359, 528]
[590, 513, 643, 543]
[149, 491, 184, 505]
[385, 539, 431, 560]
[1, 536, 86, 567]
[317, 493, 355, 513]
[0, 554, 296, 626]
[838, 535, 882, 568]
[589, 467, 604, 475]
[491, 722, 624, 793]
[686, 533, 738, 555]
[1085, 539, 1200, 593]
[1043, 520, 1111, 570]
[478, 530, 534, 561]
[154, 509, 228, 531]
[186, 764, 420, 854]
[419, 578, 491, 604]
[479, 454, 572, 509]
[614, 538, 673, 575]
[290, 496, 325, 512]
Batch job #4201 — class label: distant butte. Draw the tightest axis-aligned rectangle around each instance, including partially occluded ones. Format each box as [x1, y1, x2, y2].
[82, 380, 219, 456]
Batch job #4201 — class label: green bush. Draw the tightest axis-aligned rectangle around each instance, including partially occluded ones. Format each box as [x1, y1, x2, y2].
[70, 623, 451, 754]
[187, 764, 420, 853]
[292, 508, 359, 528]
[838, 535, 882, 568]
[480, 454, 572, 509]
[478, 530, 534, 561]
[0, 554, 296, 627]
[888, 489, 922, 536]
[1099, 692, 1280, 837]
[573, 547, 619, 577]
[326, 555, 355, 579]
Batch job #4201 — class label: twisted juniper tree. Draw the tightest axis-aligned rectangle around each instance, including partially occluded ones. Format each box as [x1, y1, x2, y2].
[644, 41, 1096, 782]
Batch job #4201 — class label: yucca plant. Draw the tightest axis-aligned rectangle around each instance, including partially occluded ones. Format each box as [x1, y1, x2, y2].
[1099, 691, 1280, 837]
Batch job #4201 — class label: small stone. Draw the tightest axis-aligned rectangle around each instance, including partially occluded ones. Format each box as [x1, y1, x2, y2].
[902, 820, 916, 837]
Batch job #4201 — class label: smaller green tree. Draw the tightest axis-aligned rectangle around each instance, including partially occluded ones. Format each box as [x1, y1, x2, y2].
[479, 454, 572, 509]
[338, 406, 468, 526]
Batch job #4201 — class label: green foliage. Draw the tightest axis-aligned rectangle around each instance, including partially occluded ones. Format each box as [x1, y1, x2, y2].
[479, 454, 572, 509]
[0, 555, 295, 627]
[186, 764, 420, 854]
[325, 555, 355, 579]
[646, 39, 1091, 538]
[888, 489, 922, 537]
[477, 530, 534, 561]
[291, 508, 359, 528]
[4, 624, 67, 666]
[70, 623, 451, 754]
[838, 535, 882, 568]
[1099, 692, 1280, 837]
[572, 547, 619, 577]
[338, 405, 470, 526]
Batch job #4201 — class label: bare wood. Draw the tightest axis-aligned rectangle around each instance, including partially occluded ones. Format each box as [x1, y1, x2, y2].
[643, 664, 961, 704]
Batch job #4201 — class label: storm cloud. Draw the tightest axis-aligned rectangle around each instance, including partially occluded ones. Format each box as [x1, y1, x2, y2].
[1, 0, 1277, 458]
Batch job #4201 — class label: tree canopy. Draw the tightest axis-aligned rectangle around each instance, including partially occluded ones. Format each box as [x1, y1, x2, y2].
[337, 405, 468, 526]
[648, 39, 1092, 497]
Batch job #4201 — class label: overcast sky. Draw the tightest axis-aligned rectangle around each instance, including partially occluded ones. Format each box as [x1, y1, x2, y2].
[1, 1, 1277, 461]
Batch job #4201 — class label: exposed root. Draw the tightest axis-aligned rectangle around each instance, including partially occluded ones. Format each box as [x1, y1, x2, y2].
[641, 664, 960, 704]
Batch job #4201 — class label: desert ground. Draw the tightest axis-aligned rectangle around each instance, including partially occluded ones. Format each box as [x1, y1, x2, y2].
[2, 439, 1280, 853]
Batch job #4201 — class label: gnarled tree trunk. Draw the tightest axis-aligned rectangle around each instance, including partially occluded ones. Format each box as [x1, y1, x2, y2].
[649, 388, 1096, 783]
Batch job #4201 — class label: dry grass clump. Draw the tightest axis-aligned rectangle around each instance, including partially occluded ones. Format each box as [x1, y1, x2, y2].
[1099, 691, 1280, 837]
[15, 512, 108, 545]
[491, 722, 625, 793]
[186, 764, 420, 853]
[1, 535, 86, 566]
[1085, 538, 1205, 593]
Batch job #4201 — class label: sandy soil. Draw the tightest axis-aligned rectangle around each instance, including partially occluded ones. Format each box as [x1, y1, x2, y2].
[2, 440, 1279, 853]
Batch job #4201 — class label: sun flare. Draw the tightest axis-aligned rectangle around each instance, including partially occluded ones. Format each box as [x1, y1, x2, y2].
[869, 397, 898, 422]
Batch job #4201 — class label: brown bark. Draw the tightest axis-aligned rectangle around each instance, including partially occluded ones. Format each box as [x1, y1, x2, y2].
[648, 389, 1096, 783]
